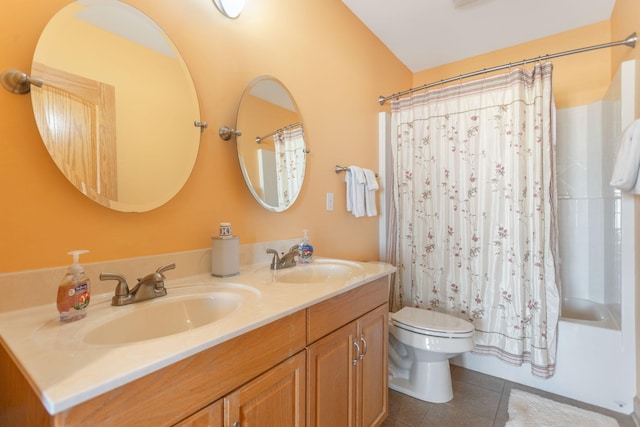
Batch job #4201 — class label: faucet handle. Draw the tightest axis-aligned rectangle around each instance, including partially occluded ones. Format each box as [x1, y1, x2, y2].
[289, 244, 300, 253]
[266, 248, 279, 255]
[266, 248, 280, 269]
[100, 273, 129, 297]
[156, 263, 176, 277]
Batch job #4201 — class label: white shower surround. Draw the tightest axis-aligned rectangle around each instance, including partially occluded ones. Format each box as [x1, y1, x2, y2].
[379, 60, 637, 414]
[556, 97, 621, 308]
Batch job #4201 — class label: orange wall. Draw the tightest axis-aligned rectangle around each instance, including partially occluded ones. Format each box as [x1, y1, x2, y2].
[0, 0, 412, 272]
[611, 0, 640, 116]
[612, 0, 640, 69]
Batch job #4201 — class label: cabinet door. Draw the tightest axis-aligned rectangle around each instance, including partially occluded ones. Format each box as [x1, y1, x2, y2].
[174, 399, 223, 427]
[225, 351, 305, 427]
[356, 304, 388, 427]
[307, 322, 358, 427]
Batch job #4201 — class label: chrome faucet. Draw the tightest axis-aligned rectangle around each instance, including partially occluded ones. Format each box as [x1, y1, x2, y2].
[100, 263, 176, 306]
[267, 245, 300, 270]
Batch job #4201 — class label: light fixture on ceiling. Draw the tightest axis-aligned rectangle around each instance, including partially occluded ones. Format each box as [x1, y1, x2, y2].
[213, 0, 245, 18]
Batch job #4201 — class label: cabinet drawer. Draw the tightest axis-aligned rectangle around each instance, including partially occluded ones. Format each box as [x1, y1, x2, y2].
[307, 277, 389, 344]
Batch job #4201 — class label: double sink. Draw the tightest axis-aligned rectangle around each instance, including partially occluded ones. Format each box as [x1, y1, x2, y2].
[81, 259, 365, 346]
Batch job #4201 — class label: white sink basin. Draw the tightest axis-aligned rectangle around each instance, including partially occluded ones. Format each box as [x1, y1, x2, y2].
[274, 259, 365, 284]
[83, 291, 242, 345]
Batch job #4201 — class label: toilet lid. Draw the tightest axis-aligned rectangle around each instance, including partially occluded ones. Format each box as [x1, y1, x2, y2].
[391, 307, 474, 338]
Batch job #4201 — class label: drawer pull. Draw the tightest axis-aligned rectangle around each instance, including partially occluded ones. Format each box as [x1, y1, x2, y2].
[353, 339, 361, 365]
[359, 334, 368, 360]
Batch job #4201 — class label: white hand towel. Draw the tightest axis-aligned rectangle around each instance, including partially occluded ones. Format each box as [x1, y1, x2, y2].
[345, 169, 353, 212]
[349, 166, 366, 218]
[363, 168, 378, 217]
[611, 119, 640, 194]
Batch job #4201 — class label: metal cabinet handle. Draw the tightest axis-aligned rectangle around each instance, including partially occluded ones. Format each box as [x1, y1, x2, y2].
[353, 338, 361, 365]
[233, 422, 240, 427]
[359, 334, 368, 360]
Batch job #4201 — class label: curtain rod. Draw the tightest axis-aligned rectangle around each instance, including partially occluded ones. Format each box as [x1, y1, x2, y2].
[256, 122, 302, 144]
[378, 32, 637, 105]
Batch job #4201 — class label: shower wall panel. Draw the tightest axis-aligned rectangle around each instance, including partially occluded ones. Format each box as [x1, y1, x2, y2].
[556, 101, 621, 305]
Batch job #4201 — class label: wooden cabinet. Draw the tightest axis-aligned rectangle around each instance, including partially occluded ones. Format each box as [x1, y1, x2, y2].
[225, 350, 305, 427]
[307, 278, 389, 427]
[175, 399, 223, 427]
[356, 305, 388, 427]
[307, 322, 357, 426]
[176, 351, 305, 427]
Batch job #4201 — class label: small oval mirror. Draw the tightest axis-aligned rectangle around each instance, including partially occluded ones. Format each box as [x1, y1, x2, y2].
[30, 0, 201, 212]
[236, 76, 308, 212]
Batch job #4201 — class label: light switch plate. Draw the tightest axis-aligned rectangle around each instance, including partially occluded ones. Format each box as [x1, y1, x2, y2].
[326, 192, 334, 211]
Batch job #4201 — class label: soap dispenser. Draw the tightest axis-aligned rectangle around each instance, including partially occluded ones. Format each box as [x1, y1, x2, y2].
[299, 230, 314, 264]
[57, 250, 91, 323]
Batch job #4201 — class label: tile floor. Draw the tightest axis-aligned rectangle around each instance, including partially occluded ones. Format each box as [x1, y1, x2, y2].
[381, 366, 636, 427]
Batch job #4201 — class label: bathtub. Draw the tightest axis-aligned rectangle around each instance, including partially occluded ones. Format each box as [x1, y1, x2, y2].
[561, 297, 619, 330]
[454, 297, 633, 414]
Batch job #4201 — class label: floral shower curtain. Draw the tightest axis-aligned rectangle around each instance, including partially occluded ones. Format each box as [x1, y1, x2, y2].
[274, 127, 306, 207]
[390, 63, 560, 378]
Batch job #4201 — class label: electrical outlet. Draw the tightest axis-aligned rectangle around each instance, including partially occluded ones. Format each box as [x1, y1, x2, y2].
[326, 192, 334, 211]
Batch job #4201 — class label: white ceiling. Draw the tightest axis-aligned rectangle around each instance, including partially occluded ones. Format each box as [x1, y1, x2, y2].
[341, 0, 616, 73]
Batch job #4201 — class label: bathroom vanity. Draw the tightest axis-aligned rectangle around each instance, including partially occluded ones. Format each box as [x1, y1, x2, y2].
[0, 259, 393, 426]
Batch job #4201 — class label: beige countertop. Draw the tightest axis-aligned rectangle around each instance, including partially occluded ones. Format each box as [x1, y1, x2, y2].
[0, 258, 394, 415]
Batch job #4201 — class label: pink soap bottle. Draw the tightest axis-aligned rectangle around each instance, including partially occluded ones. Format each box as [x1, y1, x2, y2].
[56, 250, 91, 323]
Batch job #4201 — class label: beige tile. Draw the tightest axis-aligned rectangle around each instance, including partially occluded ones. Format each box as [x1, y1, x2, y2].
[387, 389, 431, 426]
[451, 365, 505, 394]
[493, 392, 510, 427]
[449, 379, 502, 420]
[381, 417, 412, 427]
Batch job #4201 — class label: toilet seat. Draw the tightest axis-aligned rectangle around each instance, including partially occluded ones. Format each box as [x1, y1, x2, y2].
[391, 307, 474, 338]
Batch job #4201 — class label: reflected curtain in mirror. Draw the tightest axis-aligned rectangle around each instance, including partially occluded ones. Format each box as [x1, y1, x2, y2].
[274, 126, 305, 208]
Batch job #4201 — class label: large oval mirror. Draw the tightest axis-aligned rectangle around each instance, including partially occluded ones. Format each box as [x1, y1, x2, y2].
[30, 0, 201, 212]
[236, 76, 308, 212]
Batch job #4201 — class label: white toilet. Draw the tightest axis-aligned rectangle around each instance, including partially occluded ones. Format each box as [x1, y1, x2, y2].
[388, 306, 475, 403]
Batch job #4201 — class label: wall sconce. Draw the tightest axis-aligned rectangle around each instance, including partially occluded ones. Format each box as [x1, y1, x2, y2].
[213, 0, 245, 18]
